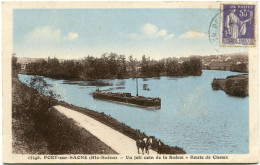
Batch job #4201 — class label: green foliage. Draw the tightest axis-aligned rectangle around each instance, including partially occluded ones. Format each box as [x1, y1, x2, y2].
[165, 59, 182, 76]
[12, 75, 55, 154]
[27, 76, 59, 102]
[26, 53, 128, 79]
[211, 75, 248, 97]
[225, 78, 248, 97]
[140, 56, 202, 77]
[180, 57, 202, 76]
[25, 54, 202, 79]
[230, 63, 248, 73]
[12, 75, 115, 154]
[12, 53, 21, 73]
[211, 78, 225, 90]
[128, 55, 138, 77]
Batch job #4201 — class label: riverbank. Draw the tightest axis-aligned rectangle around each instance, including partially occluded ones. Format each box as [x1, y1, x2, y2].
[19, 71, 201, 82]
[211, 74, 248, 97]
[203, 68, 248, 73]
[54, 105, 157, 154]
[57, 101, 186, 154]
[13, 73, 185, 154]
[12, 74, 116, 154]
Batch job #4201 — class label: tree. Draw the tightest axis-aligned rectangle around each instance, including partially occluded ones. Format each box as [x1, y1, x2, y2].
[117, 55, 127, 78]
[12, 53, 21, 72]
[47, 57, 60, 76]
[22, 54, 203, 79]
[181, 57, 202, 76]
[165, 58, 181, 76]
[92, 58, 110, 79]
[141, 55, 149, 76]
[128, 55, 137, 78]
[26, 76, 59, 115]
[107, 53, 119, 77]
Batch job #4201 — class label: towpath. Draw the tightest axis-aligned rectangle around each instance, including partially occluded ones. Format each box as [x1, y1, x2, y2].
[54, 105, 157, 155]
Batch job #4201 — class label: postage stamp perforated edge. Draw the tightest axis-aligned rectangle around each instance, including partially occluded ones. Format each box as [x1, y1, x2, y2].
[219, 2, 257, 47]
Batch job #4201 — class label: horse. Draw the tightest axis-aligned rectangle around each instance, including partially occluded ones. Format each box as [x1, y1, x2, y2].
[144, 138, 152, 154]
[136, 139, 145, 154]
[157, 140, 162, 154]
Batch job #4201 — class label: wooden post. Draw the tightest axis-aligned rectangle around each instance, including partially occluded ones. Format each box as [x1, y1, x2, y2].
[136, 78, 138, 96]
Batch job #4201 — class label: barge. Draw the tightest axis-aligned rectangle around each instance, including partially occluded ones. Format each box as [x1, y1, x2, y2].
[93, 89, 161, 108]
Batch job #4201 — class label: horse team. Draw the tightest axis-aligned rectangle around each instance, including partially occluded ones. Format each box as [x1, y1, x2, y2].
[136, 137, 162, 154]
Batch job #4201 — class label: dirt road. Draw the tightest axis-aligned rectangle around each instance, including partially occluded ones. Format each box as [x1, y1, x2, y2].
[54, 105, 157, 155]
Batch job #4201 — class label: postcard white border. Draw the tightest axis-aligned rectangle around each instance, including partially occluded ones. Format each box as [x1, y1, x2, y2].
[2, 1, 259, 163]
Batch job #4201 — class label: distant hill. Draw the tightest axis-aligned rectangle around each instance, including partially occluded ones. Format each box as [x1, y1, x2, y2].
[228, 52, 248, 56]
[17, 57, 47, 64]
[17, 57, 71, 64]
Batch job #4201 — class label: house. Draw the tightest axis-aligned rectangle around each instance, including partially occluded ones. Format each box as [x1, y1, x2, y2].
[225, 57, 232, 62]
[21, 62, 29, 70]
[209, 62, 232, 71]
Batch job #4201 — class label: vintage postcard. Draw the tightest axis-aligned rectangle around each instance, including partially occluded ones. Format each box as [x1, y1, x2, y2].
[2, 1, 259, 163]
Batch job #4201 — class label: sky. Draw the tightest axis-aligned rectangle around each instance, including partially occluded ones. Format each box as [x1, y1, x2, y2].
[13, 9, 248, 60]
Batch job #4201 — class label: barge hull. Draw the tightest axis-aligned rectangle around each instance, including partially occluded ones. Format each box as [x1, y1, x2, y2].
[93, 91, 161, 108]
[93, 97, 161, 110]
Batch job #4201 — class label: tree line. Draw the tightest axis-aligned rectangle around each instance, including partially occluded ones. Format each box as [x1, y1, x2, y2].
[23, 53, 202, 80]
[230, 63, 248, 73]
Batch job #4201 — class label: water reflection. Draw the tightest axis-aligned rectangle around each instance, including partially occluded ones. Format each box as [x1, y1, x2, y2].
[143, 84, 150, 91]
[115, 80, 126, 86]
[63, 80, 113, 86]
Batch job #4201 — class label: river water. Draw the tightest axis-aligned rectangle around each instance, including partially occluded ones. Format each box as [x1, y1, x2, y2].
[18, 70, 249, 154]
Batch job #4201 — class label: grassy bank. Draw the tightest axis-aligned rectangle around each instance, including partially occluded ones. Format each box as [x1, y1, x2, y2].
[12, 74, 116, 154]
[12, 74, 49, 154]
[211, 74, 248, 97]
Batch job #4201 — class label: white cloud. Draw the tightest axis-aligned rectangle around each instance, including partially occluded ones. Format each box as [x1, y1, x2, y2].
[157, 30, 167, 37]
[65, 32, 79, 41]
[25, 26, 79, 42]
[141, 23, 173, 39]
[121, 23, 174, 40]
[179, 31, 206, 39]
[141, 23, 158, 36]
[25, 26, 61, 41]
[164, 34, 175, 40]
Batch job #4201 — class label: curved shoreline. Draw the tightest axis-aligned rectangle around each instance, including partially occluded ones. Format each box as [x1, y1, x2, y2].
[12, 74, 117, 154]
[18, 71, 202, 82]
[55, 100, 186, 154]
[13, 73, 186, 154]
[54, 105, 157, 154]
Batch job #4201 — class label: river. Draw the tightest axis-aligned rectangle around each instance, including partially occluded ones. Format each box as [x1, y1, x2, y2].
[18, 70, 249, 154]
